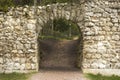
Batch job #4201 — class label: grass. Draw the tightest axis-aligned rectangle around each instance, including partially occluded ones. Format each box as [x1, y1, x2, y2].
[0, 72, 32, 80]
[0, 73, 120, 80]
[39, 35, 74, 40]
[86, 73, 120, 80]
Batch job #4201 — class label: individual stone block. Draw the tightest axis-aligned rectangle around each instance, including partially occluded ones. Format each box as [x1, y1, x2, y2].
[0, 58, 3, 64]
[20, 64, 25, 70]
[26, 63, 32, 70]
[14, 63, 20, 70]
[112, 35, 120, 41]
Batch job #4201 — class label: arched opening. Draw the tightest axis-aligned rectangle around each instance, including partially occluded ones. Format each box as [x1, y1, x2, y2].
[37, 18, 83, 70]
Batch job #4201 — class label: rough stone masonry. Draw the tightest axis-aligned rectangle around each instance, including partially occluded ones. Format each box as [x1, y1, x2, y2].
[0, 0, 120, 75]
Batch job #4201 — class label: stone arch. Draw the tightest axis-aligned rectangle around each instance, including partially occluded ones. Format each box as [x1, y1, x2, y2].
[35, 3, 85, 70]
[36, 3, 85, 34]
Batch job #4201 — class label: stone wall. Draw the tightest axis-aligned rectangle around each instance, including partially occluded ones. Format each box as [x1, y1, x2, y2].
[0, 1, 85, 73]
[83, 0, 120, 75]
[0, 0, 120, 75]
[0, 6, 38, 73]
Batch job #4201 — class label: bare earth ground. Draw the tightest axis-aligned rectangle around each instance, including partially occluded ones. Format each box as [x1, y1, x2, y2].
[30, 39, 87, 80]
[30, 69, 88, 80]
[39, 39, 79, 68]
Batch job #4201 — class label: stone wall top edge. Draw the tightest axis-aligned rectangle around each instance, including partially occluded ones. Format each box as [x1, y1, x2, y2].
[0, 2, 85, 13]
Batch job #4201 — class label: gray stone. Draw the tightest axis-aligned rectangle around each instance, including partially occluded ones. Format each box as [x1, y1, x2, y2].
[18, 50, 23, 54]
[27, 23, 35, 30]
[110, 58, 118, 63]
[31, 64, 36, 69]
[14, 63, 20, 70]
[112, 35, 120, 41]
[91, 62, 106, 69]
[28, 49, 35, 53]
[85, 12, 93, 16]
[26, 63, 31, 69]
[0, 58, 3, 64]
[24, 44, 31, 49]
[11, 50, 18, 53]
[20, 64, 25, 70]
[16, 42, 24, 49]
[85, 22, 94, 27]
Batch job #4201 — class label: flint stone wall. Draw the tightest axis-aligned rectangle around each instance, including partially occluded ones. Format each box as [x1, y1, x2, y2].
[0, 0, 120, 75]
[83, 0, 120, 69]
[0, 2, 85, 73]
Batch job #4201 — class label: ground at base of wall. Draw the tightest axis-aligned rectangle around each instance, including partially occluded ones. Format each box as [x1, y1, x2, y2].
[30, 69, 120, 80]
[0, 72, 33, 80]
[0, 71, 120, 80]
[30, 69, 88, 80]
[86, 73, 120, 80]
[83, 69, 120, 76]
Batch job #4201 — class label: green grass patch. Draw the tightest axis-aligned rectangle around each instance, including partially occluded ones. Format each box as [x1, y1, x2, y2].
[86, 73, 120, 80]
[0, 72, 32, 80]
[39, 35, 76, 40]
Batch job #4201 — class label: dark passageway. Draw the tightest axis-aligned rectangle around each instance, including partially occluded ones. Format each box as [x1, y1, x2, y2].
[39, 39, 80, 70]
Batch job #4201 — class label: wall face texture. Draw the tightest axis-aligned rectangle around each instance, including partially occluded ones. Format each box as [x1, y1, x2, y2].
[0, 6, 38, 73]
[83, 0, 120, 75]
[0, 2, 85, 73]
[0, 0, 120, 75]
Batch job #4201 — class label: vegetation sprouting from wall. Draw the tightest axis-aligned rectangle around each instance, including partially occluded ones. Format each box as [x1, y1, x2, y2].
[0, 0, 80, 12]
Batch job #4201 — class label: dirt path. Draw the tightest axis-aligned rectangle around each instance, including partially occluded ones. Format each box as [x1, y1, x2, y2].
[30, 39, 87, 80]
[30, 69, 88, 80]
[39, 39, 80, 68]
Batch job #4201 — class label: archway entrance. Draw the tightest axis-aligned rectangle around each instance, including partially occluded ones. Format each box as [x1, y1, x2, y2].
[38, 18, 83, 70]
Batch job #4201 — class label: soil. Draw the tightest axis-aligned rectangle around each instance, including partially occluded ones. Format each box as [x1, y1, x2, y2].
[39, 39, 80, 69]
[30, 69, 88, 80]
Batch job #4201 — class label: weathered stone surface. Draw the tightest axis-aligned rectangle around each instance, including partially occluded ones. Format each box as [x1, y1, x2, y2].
[26, 63, 32, 70]
[83, 0, 120, 70]
[14, 63, 21, 70]
[0, 58, 3, 64]
[20, 64, 25, 70]
[0, 0, 120, 73]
